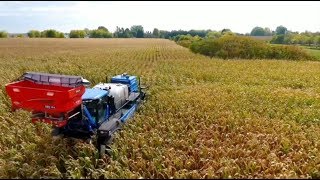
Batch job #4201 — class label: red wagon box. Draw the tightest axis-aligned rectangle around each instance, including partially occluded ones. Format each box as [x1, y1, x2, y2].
[5, 72, 88, 127]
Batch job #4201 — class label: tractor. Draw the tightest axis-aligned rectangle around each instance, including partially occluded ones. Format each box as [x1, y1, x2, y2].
[5, 72, 146, 156]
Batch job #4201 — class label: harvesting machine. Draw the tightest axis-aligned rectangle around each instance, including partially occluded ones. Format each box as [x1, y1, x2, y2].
[5, 72, 146, 156]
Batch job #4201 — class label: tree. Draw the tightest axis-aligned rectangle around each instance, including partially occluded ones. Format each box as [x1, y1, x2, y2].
[113, 26, 122, 38]
[0, 31, 8, 38]
[98, 26, 108, 31]
[264, 27, 272, 36]
[28, 30, 41, 38]
[174, 34, 193, 42]
[299, 34, 308, 45]
[221, 28, 232, 35]
[47, 29, 57, 37]
[222, 31, 235, 36]
[58, 33, 65, 38]
[270, 34, 285, 44]
[250, 27, 266, 36]
[69, 30, 86, 38]
[89, 27, 112, 38]
[188, 30, 208, 37]
[40, 29, 64, 38]
[41, 29, 54, 38]
[275, 25, 287, 35]
[206, 31, 221, 39]
[159, 30, 169, 39]
[290, 34, 300, 44]
[124, 28, 132, 38]
[116, 27, 121, 38]
[144, 31, 154, 38]
[315, 36, 320, 48]
[283, 33, 294, 44]
[84, 28, 90, 37]
[152, 28, 160, 38]
[130, 25, 144, 38]
[114, 27, 133, 38]
[306, 36, 314, 46]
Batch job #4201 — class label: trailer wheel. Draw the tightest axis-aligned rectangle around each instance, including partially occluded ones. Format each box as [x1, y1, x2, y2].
[99, 144, 112, 157]
[86, 138, 93, 144]
[106, 134, 114, 144]
[51, 127, 61, 136]
[99, 144, 106, 158]
[51, 127, 63, 140]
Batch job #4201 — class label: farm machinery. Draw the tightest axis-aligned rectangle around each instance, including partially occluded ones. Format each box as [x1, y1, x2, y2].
[5, 72, 146, 156]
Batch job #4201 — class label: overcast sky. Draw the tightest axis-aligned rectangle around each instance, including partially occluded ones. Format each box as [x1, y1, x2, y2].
[1, 1, 320, 34]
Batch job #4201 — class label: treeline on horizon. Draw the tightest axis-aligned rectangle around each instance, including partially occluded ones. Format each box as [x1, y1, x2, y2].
[0, 25, 320, 46]
[173, 28, 318, 61]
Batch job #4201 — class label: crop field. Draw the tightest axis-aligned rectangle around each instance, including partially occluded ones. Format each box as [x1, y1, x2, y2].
[1, 38, 320, 178]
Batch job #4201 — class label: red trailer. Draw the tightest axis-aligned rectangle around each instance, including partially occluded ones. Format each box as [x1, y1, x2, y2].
[5, 72, 88, 127]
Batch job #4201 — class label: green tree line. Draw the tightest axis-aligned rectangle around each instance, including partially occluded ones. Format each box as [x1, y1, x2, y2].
[1, 25, 319, 47]
[173, 32, 316, 61]
[249, 25, 320, 47]
[27, 29, 64, 38]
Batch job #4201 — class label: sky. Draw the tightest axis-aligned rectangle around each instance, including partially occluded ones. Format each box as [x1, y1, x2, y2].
[1, 1, 320, 34]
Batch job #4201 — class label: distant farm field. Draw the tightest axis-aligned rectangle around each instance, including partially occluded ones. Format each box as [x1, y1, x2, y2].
[1, 38, 320, 178]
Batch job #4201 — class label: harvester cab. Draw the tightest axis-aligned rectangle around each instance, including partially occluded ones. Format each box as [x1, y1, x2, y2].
[5, 72, 146, 156]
